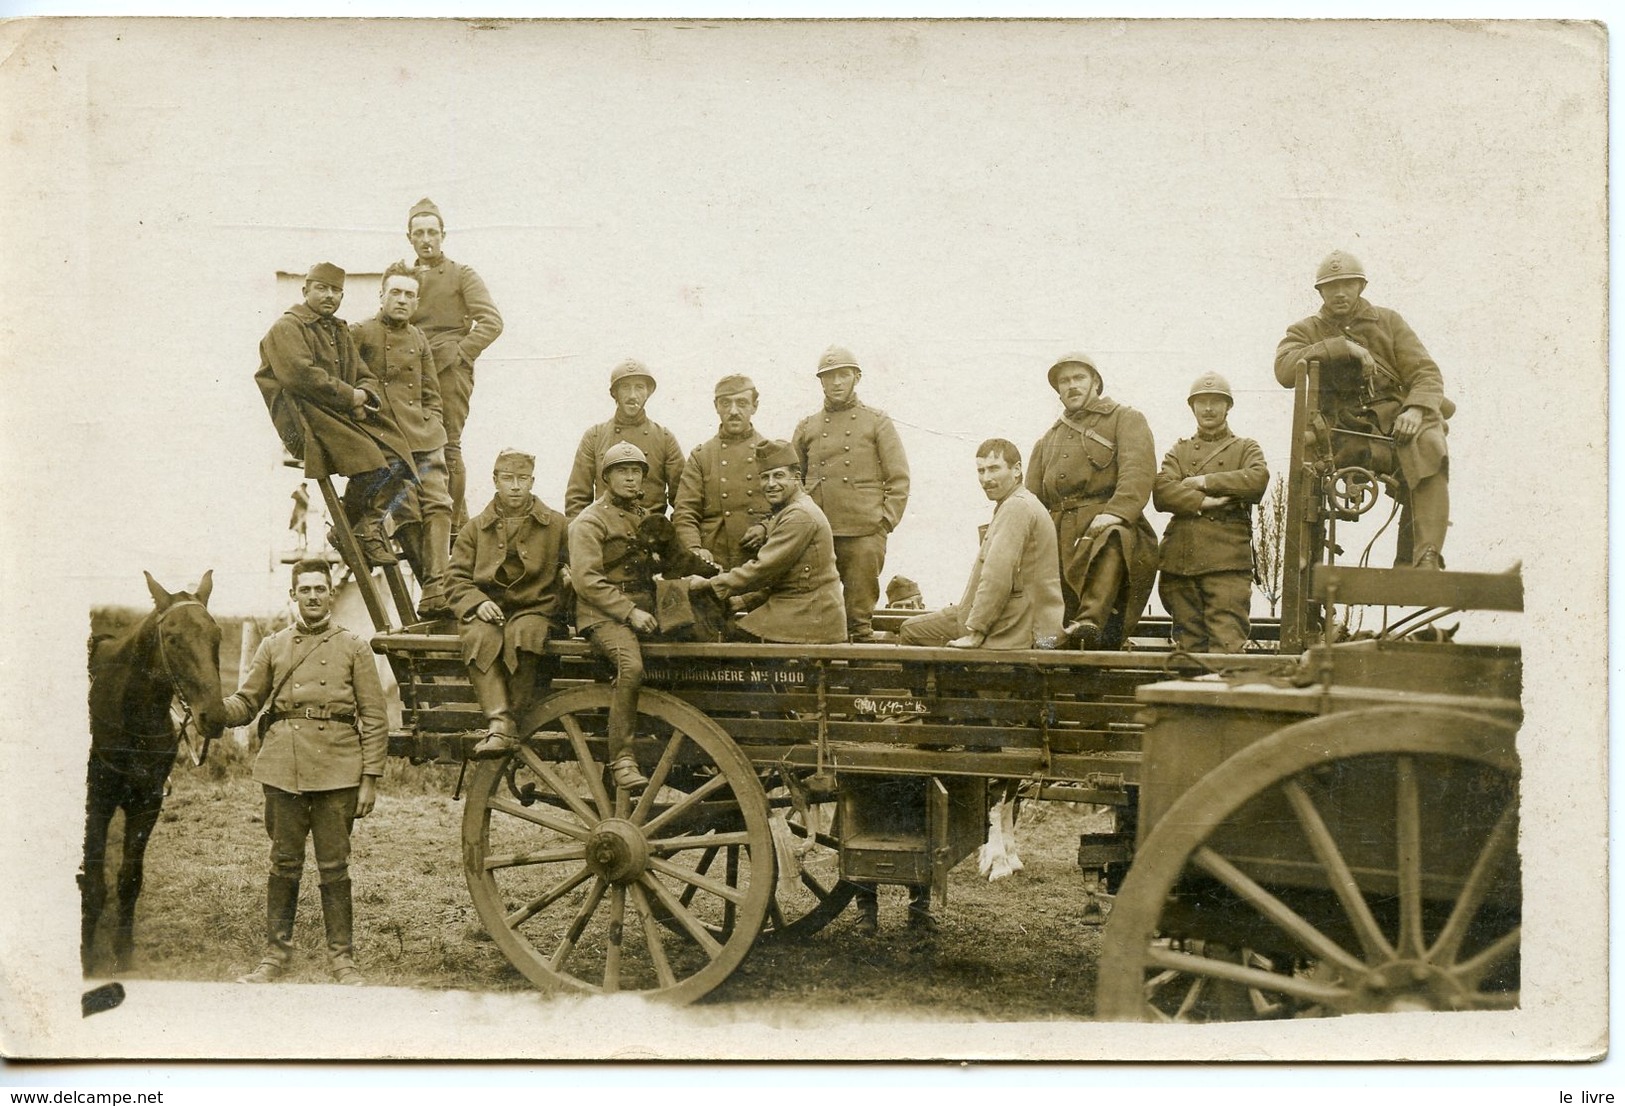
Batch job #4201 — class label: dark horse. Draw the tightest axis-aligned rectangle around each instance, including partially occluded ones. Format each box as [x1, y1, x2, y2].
[82, 571, 226, 975]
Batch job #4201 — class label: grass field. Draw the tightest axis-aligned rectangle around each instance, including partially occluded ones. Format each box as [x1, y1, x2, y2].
[86, 738, 1107, 1020]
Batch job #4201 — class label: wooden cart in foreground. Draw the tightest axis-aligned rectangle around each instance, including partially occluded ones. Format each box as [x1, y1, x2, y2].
[318, 361, 1522, 1016]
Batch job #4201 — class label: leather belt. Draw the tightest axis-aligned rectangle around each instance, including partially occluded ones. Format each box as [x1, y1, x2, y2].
[1054, 494, 1109, 511]
[266, 707, 356, 726]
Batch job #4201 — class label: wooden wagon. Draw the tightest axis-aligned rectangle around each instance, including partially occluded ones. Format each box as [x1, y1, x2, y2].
[309, 360, 1522, 1016]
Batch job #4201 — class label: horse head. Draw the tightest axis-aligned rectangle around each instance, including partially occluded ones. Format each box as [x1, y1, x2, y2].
[144, 570, 227, 740]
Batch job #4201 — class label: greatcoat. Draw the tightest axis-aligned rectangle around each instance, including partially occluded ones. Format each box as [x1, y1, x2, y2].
[1152, 429, 1270, 577]
[564, 416, 686, 519]
[256, 303, 414, 480]
[1026, 397, 1158, 642]
[671, 429, 769, 571]
[569, 495, 657, 634]
[410, 258, 504, 374]
[792, 399, 910, 537]
[222, 623, 389, 793]
[349, 314, 447, 453]
[711, 492, 847, 644]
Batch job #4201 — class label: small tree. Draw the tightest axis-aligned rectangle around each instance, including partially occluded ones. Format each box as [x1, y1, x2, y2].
[1253, 473, 1288, 617]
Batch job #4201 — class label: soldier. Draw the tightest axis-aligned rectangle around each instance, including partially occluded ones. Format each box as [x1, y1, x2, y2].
[792, 346, 910, 642]
[1153, 373, 1270, 653]
[899, 439, 1063, 650]
[689, 439, 847, 645]
[1026, 353, 1158, 650]
[350, 261, 455, 617]
[569, 442, 662, 792]
[564, 359, 686, 520]
[671, 374, 770, 571]
[1275, 250, 1453, 569]
[885, 576, 925, 611]
[223, 559, 387, 986]
[256, 262, 416, 568]
[446, 450, 570, 761]
[406, 198, 504, 533]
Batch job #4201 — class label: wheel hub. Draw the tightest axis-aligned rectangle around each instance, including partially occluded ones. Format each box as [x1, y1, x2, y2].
[1354, 959, 1468, 1012]
[585, 819, 649, 884]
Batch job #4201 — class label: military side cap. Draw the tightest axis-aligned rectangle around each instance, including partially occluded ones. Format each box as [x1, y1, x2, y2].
[305, 262, 346, 288]
[714, 373, 757, 398]
[493, 448, 536, 474]
[755, 439, 799, 472]
[1188, 371, 1234, 403]
[408, 197, 443, 227]
[816, 346, 861, 376]
[1047, 351, 1102, 392]
[1314, 250, 1366, 287]
[599, 440, 650, 478]
[886, 576, 923, 604]
[609, 358, 658, 395]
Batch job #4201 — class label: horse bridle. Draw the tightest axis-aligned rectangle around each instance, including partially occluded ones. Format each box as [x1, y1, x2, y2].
[91, 599, 214, 770]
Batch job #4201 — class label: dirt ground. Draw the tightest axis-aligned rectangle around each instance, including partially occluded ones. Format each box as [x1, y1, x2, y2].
[85, 739, 1107, 1020]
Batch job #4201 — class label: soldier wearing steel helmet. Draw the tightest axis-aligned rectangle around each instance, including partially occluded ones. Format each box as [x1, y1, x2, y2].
[1026, 353, 1159, 650]
[791, 346, 911, 642]
[568, 441, 663, 791]
[1275, 250, 1453, 569]
[564, 359, 686, 521]
[1152, 373, 1270, 654]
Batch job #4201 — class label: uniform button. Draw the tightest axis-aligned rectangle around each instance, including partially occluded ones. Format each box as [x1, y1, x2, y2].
[293, 636, 304, 644]
[721, 460, 728, 466]
[320, 679, 327, 685]
[320, 659, 328, 665]
[294, 682, 301, 689]
[721, 492, 728, 499]
[723, 510, 731, 517]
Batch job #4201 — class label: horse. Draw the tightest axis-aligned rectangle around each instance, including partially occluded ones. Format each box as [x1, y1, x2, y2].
[81, 570, 226, 975]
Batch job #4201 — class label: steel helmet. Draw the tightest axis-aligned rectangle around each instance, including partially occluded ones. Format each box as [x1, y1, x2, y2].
[1314, 250, 1367, 288]
[608, 358, 658, 396]
[1047, 352, 1102, 393]
[815, 346, 861, 376]
[599, 441, 650, 479]
[1187, 371, 1234, 404]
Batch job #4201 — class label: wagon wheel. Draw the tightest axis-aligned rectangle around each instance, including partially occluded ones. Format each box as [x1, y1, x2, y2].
[759, 765, 855, 939]
[462, 684, 772, 1003]
[1096, 707, 1520, 1021]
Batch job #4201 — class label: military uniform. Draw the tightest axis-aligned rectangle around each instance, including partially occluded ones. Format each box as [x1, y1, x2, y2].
[351, 311, 453, 607]
[672, 429, 769, 571]
[221, 617, 388, 982]
[564, 415, 685, 519]
[709, 491, 847, 645]
[1153, 428, 1269, 653]
[899, 486, 1063, 650]
[446, 493, 569, 741]
[1027, 395, 1158, 649]
[792, 396, 909, 640]
[1274, 251, 1452, 567]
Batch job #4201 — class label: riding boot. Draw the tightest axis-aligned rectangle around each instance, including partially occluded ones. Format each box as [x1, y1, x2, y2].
[344, 469, 399, 566]
[854, 883, 879, 936]
[394, 521, 429, 587]
[1064, 542, 1125, 648]
[468, 664, 519, 759]
[415, 514, 454, 618]
[907, 884, 939, 934]
[238, 874, 298, 983]
[1406, 473, 1449, 569]
[320, 878, 364, 986]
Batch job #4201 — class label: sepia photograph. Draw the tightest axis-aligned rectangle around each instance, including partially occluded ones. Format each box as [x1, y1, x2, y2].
[0, 14, 1608, 1064]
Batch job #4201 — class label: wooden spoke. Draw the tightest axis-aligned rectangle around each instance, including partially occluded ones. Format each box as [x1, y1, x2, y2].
[1451, 925, 1521, 989]
[604, 885, 626, 994]
[1192, 846, 1368, 977]
[647, 831, 755, 854]
[1147, 944, 1348, 1007]
[516, 747, 601, 827]
[677, 846, 719, 910]
[638, 873, 724, 957]
[1282, 777, 1394, 963]
[641, 772, 731, 837]
[488, 795, 592, 841]
[484, 843, 589, 871]
[558, 712, 613, 816]
[723, 846, 740, 938]
[648, 854, 748, 904]
[504, 865, 594, 929]
[549, 876, 608, 975]
[629, 883, 677, 990]
[1394, 756, 1427, 959]
[1173, 975, 1207, 1021]
[1430, 801, 1518, 965]
[631, 730, 687, 825]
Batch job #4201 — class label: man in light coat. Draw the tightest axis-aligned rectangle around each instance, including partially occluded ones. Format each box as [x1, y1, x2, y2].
[690, 439, 847, 645]
[1153, 373, 1269, 653]
[792, 346, 910, 642]
[406, 198, 504, 533]
[223, 560, 387, 986]
[899, 439, 1063, 650]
